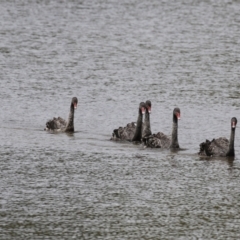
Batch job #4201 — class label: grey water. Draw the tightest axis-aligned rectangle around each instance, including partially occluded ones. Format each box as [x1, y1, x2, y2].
[0, 0, 240, 239]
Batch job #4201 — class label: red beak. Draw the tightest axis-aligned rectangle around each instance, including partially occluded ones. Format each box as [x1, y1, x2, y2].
[176, 113, 181, 120]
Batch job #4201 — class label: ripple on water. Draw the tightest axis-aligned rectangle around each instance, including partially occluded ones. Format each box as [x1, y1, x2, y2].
[1, 0, 240, 239]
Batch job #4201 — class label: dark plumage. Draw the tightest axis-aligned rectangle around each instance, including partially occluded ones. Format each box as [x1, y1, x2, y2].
[143, 108, 181, 149]
[198, 117, 237, 157]
[45, 97, 78, 132]
[111, 102, 146, 142]
[142, 100, 152, 141]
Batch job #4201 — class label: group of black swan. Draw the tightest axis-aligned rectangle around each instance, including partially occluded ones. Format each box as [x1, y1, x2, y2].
[111, 101, 181, 149]
[45, 97, 238, 158]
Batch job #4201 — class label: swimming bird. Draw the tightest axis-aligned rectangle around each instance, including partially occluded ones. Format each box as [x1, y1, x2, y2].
[198, 117, 237, 157]
[143, 108, 181, 148]
[45, 97, 78, 132]
[111, 102, 146, 142]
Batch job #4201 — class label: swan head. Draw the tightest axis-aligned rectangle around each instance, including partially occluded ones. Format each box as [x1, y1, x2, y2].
[231, 117, 237, 129]
[146, 100, 151, 114]
[72, 97, 78, 109]
[173, 107, 181, 120]
[139, 102, 146, 115]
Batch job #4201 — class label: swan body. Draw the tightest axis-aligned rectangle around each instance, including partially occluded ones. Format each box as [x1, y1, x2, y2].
[111, 102, 146, 142]
[198, 117, 237, 157]
[112, 122, 137, 141]
[45, 97, 78, 132]
[144, 108, 181, 149]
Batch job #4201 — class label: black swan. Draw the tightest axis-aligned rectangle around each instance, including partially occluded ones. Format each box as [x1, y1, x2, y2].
[45, 97, 78, 132]
[111, 102, 147, 142]
[143, 108, 181, 148]
[141, 100, 152, 141]
[198, 117, 237, 157]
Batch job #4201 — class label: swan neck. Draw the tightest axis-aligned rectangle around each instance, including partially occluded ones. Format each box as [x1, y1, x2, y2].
[145, 111, 151, 130]
[65, 104, 75, 132]
[170, 119, 179, 148]
[141, 111, 152, 139]
[132, 109, 143, 141]
[227, 128, 235, 156]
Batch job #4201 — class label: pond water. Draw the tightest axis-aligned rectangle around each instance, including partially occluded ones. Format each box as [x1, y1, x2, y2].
[0, 0, 240, 239]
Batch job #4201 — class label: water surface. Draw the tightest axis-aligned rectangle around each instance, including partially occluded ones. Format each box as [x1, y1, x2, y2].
[0, 0, 240, 239]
